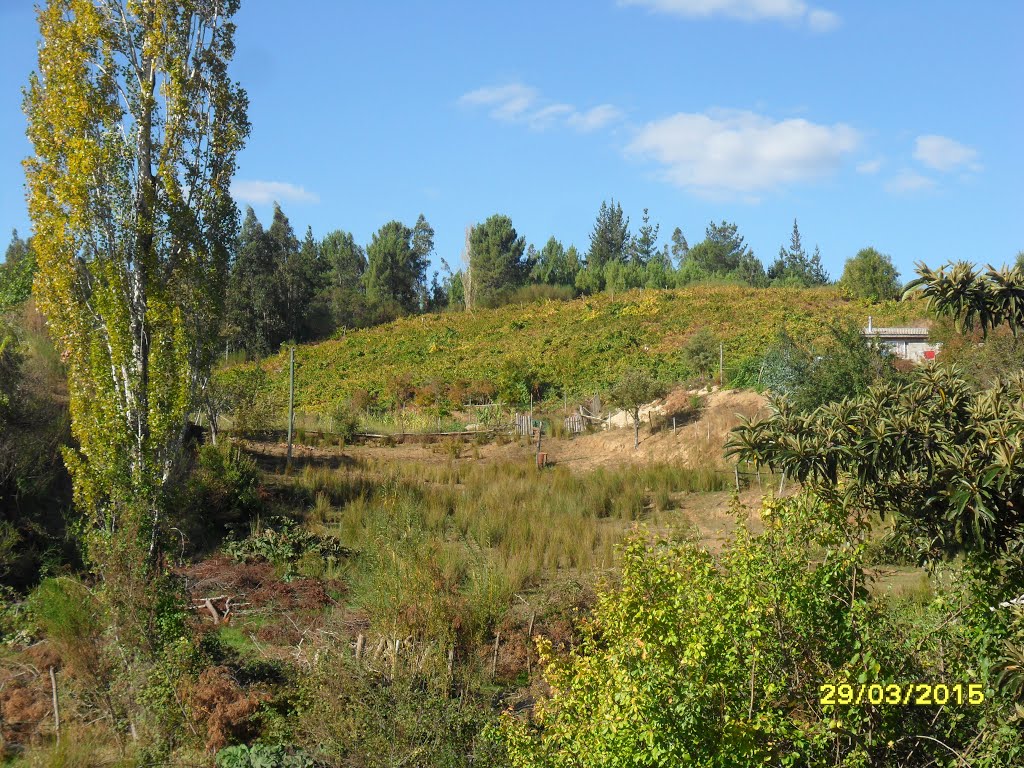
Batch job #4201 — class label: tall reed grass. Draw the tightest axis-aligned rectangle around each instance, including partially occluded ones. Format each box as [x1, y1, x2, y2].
[286, 459, 729, 646]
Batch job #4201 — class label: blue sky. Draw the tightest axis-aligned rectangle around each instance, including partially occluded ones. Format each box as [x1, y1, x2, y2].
[1, 1, 1021, 282]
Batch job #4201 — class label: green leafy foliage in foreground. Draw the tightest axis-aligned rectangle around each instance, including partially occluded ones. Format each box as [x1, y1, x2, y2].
[728, 366, 1024, 558]
[216, 743, 317, 768]
[223, 286, 924, 414]
[494, 496, 1021, 767]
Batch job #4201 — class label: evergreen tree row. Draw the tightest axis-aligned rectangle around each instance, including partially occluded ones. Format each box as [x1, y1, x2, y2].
[2, 202, 911, 360]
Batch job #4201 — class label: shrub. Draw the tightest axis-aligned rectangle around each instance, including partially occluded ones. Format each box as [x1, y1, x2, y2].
[329, 402, 360, 442]
[173, 443, 263, 552]
[216, 743, 316, 768]
[492, 496, 953, 767]
[224, 517, 349, 579]
[222, 366, 280, 437]
[27, 577, 102, 679]
[682, 328, 719, 381]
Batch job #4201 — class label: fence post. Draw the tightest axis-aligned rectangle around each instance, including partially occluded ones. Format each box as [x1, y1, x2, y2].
[286, 346, 295, 472]
[734, 465, 740, 491]
[492, 632, 501, 679]
[49, 666, 59, 744]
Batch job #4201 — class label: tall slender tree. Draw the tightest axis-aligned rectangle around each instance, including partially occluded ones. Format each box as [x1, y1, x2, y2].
[25, 0, 249, 546]
[670, 226, 689, 267]
[630, 208, 660, 267]
[226, 207, 280, 355]
[23, 0, 248, 734]
[587, 199, 631, 272]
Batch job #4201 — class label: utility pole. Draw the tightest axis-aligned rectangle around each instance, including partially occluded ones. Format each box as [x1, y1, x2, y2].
[286, 346, 295, 473]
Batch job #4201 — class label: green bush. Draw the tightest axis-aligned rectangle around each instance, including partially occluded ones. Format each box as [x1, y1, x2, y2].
[27, 577, 102, 678]
[225, 516, 349, 579]
[222, 366, 281, 437]
[492, 496, 965, 767]
[216, 744, 316, 768]
[173, 443, 263, 551]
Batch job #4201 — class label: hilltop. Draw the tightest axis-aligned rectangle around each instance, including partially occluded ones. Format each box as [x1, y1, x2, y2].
[225, 285, 927, 415]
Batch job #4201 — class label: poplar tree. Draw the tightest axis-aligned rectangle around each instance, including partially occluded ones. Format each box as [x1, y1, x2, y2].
[24, 0, 249, 572]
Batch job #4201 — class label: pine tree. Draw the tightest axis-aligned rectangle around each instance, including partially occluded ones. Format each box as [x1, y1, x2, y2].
[468, 214, 527, 306]
[768, 219, 830, 286]
[0, 230, 36, 310]
[321, 230, 367, 328]
[227, 208, 280, 355]
[587, 199, 631, 272]
[365, 217, 432, 315]
[630, 208, 660, 267]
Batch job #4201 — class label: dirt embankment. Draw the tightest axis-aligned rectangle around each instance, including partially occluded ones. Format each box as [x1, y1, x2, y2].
[239, 387, 769, 475]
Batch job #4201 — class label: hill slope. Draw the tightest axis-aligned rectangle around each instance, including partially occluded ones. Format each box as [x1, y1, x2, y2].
[228, 286, 927, 415]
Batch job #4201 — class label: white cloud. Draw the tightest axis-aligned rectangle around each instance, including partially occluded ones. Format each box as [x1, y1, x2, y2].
[885, 170, 937, 194]
[459, 83, 624, 133]
[856, 158, 883, 174]
[527, 103, 575, 129]
[232, 180, 319, 205]
[806, 8, 840, 31]
[459, 83, 539, 121]
[913, 134, 981, 172]
[626, 109, 859, 196]
[568, 104, 624, 132]
[619, 0, 840, 30]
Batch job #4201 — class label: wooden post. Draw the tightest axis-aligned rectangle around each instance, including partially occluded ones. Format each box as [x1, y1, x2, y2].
[447, 646, 455, 678]
[734, 465, 740, 491]
[392, 637, 400, 680]
[49, 666, 59, 744]
[527, 611, 536, 676]
[492, 632, 501, 679]
[355, 633, 365, 664]
[778, 470, 786, 496]
[719, 342, 724, 387]
[673, 416, 676, 435]
[286, 346, 295, 472]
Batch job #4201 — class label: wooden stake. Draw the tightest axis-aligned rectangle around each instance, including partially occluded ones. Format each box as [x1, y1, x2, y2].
[355, 633, 364, 664]
[49, 666, 59, 744]
[492, 632, 501, 679]
[286, 346, 295, 472]
[719, 342, 724, 387]
[527, 612, 536, 676]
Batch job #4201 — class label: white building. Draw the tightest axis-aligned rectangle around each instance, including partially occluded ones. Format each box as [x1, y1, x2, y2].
[862, 316, 939, 362]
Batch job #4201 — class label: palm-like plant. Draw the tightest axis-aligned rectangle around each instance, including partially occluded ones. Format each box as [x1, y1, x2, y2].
[905, 261, 1024, 336]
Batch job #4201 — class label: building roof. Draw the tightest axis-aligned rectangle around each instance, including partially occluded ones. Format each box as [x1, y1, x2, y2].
[862, 327, 930, 338]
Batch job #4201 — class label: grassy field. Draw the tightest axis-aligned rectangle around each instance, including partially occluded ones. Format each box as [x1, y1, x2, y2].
[222, 285, 927, 416]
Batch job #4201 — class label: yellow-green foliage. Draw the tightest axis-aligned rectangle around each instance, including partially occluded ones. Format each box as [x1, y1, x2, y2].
[25, 0, 248, 523]
[226, 286, 925, 414]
